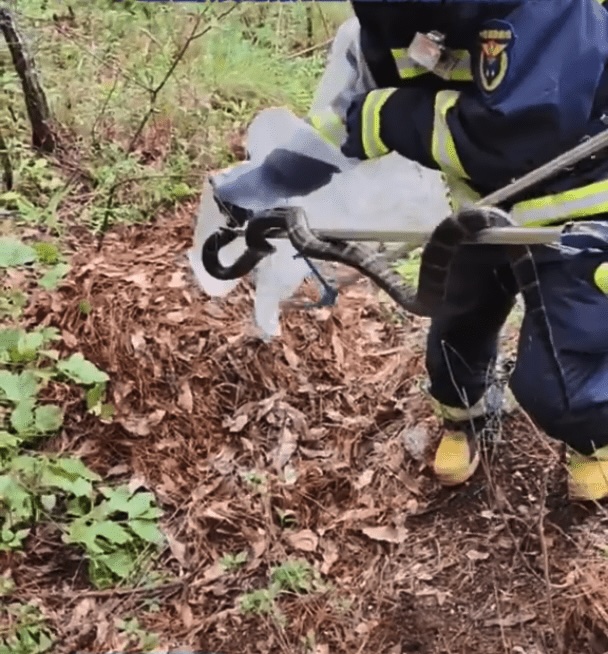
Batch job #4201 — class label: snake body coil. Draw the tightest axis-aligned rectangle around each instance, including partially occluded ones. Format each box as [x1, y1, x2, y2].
[283, 204, 568, 401]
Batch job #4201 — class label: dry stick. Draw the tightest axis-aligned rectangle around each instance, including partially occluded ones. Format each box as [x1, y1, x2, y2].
[285, 36, 333, 60]
[95, 172, 202, 250]
[96, 6, 238, 243]
[0, 125, 12, 190]
[306, 4, 313, 49]
[316, 2, 332, 40]
[537, 474, 564, 654]
[126, 4, 237, 154]
[0, 8, 55, 153]
[491, 571, 510, 654]
[90, 72, 121, 147]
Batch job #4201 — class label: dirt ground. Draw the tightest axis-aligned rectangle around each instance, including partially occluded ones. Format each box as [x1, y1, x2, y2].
[15, 204, 608, 654]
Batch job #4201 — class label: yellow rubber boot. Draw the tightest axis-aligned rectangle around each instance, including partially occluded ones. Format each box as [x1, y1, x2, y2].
[428, 386, 518, 487]
[433, 429, 480, 486]
[568, 445, 608, 501]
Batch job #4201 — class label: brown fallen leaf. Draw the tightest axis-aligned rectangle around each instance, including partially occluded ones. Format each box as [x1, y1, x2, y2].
[227, 414, 249, 433]
[466, 549, 490, 562]
[202, 561, 225, 583]
[354, 469, 374, 490]
[130, 331, 146, 351]
[166, 310, 186, 323]
[179, 601, 194, 629]
[66, 597, 96, 632]
[331, 330, 345, 367]
[286, 529, 319, 552]
[125, 271, 150, 288]
[205, 302, 226, 319]
[273, 426, 298, 470]
[118, 409, 166, 436]
[106, 463, 130, 477]
[360, 525, 408, 544]
[168, 271, 186, 288]
[321, 540, 339, 574]
[483, 611, 536, 628]
[165, 531, 188, 568]
[177, 381, 193, 413]
[282, 344, 300, 368]
[333, 508, 379, 525]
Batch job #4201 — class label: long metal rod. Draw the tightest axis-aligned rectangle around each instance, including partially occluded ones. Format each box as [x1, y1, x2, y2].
[260, 127, 608, 247]
[478, 130, 608, 207]
[311, 130, 608, 245]
[303, 226, 564, 245]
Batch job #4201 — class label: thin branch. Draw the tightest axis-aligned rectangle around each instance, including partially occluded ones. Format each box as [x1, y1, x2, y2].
[127, 4, 238, 154]
[537, 474, 564, 653]
[95, 172, 203, 250]
[285, 37, 332, 60]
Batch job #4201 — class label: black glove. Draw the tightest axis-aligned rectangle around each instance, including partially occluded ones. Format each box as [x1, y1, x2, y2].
[340, 93, 368, 159]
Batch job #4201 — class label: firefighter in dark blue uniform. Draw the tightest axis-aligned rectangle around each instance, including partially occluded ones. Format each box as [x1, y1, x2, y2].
[335, 0, 608, 501]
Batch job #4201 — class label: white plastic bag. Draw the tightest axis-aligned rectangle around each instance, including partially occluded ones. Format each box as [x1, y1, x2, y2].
[188, 107, 451, 340]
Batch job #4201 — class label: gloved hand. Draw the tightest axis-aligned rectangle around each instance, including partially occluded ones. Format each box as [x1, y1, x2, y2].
[341, 89, 396, 160]
[340, 92, 368, 159]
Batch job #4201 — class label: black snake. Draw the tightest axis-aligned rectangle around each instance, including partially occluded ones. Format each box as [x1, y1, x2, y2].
[200, 201, 568, 399]
[279, 203, 569, 400]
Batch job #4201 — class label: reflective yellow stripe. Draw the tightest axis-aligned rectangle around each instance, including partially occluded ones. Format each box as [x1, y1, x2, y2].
[361, 88, 396, 158]
[594, 263, 608, 294]
[391, 48, 473, 81]
[308, 110, 345, 147]
[431, 90, 469, 179]
[511, 179, 608, 226]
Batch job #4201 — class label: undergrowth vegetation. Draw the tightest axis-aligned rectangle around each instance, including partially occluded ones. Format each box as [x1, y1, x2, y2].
[1, 2, 350, 651]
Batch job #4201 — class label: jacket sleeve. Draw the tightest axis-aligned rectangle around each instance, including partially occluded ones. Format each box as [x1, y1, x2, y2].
[369, 0, 608, 194]
[306, 16, 377, 147]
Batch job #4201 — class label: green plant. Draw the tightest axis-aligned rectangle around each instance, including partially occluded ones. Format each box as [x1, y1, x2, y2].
[393, 249, 422, 287]
[64, 484, 164, 588]
[238, 559, 326, 623]
[116, 617, 160, 652]
[0, 603, 54, 654]
[0, 243, 164, 587]
[220, 550, 248, 572]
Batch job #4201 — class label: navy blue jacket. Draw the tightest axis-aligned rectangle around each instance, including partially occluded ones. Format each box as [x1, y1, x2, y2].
[350, 0, 608, 204]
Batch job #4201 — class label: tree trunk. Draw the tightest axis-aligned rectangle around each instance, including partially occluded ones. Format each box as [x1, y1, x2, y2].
[0, 8, 55, 153]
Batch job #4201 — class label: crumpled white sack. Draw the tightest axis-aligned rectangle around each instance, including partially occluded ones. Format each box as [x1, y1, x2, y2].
[188, 107, 451, 340]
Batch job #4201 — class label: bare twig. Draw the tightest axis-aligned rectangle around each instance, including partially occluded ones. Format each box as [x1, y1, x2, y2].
[316, 3, 332, 40]
[90, 71, 121, 146]
[127, 4, 237, 154]
[95, 171, 202, 250]
[285, 36, 333, 60]
[538, 474, 565, 653]
[78, 578, 184, 599]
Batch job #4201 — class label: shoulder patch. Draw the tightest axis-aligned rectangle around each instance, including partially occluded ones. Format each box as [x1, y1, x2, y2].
[478, 20, 515, 93]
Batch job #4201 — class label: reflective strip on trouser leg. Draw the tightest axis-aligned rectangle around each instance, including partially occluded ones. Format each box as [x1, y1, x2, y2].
[511, 178, 608, 226]
[429, 395, 487, 422]
[361, 88, 397, 158]
[431, 90, 470, 180]
[308, 110, 346, 147]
